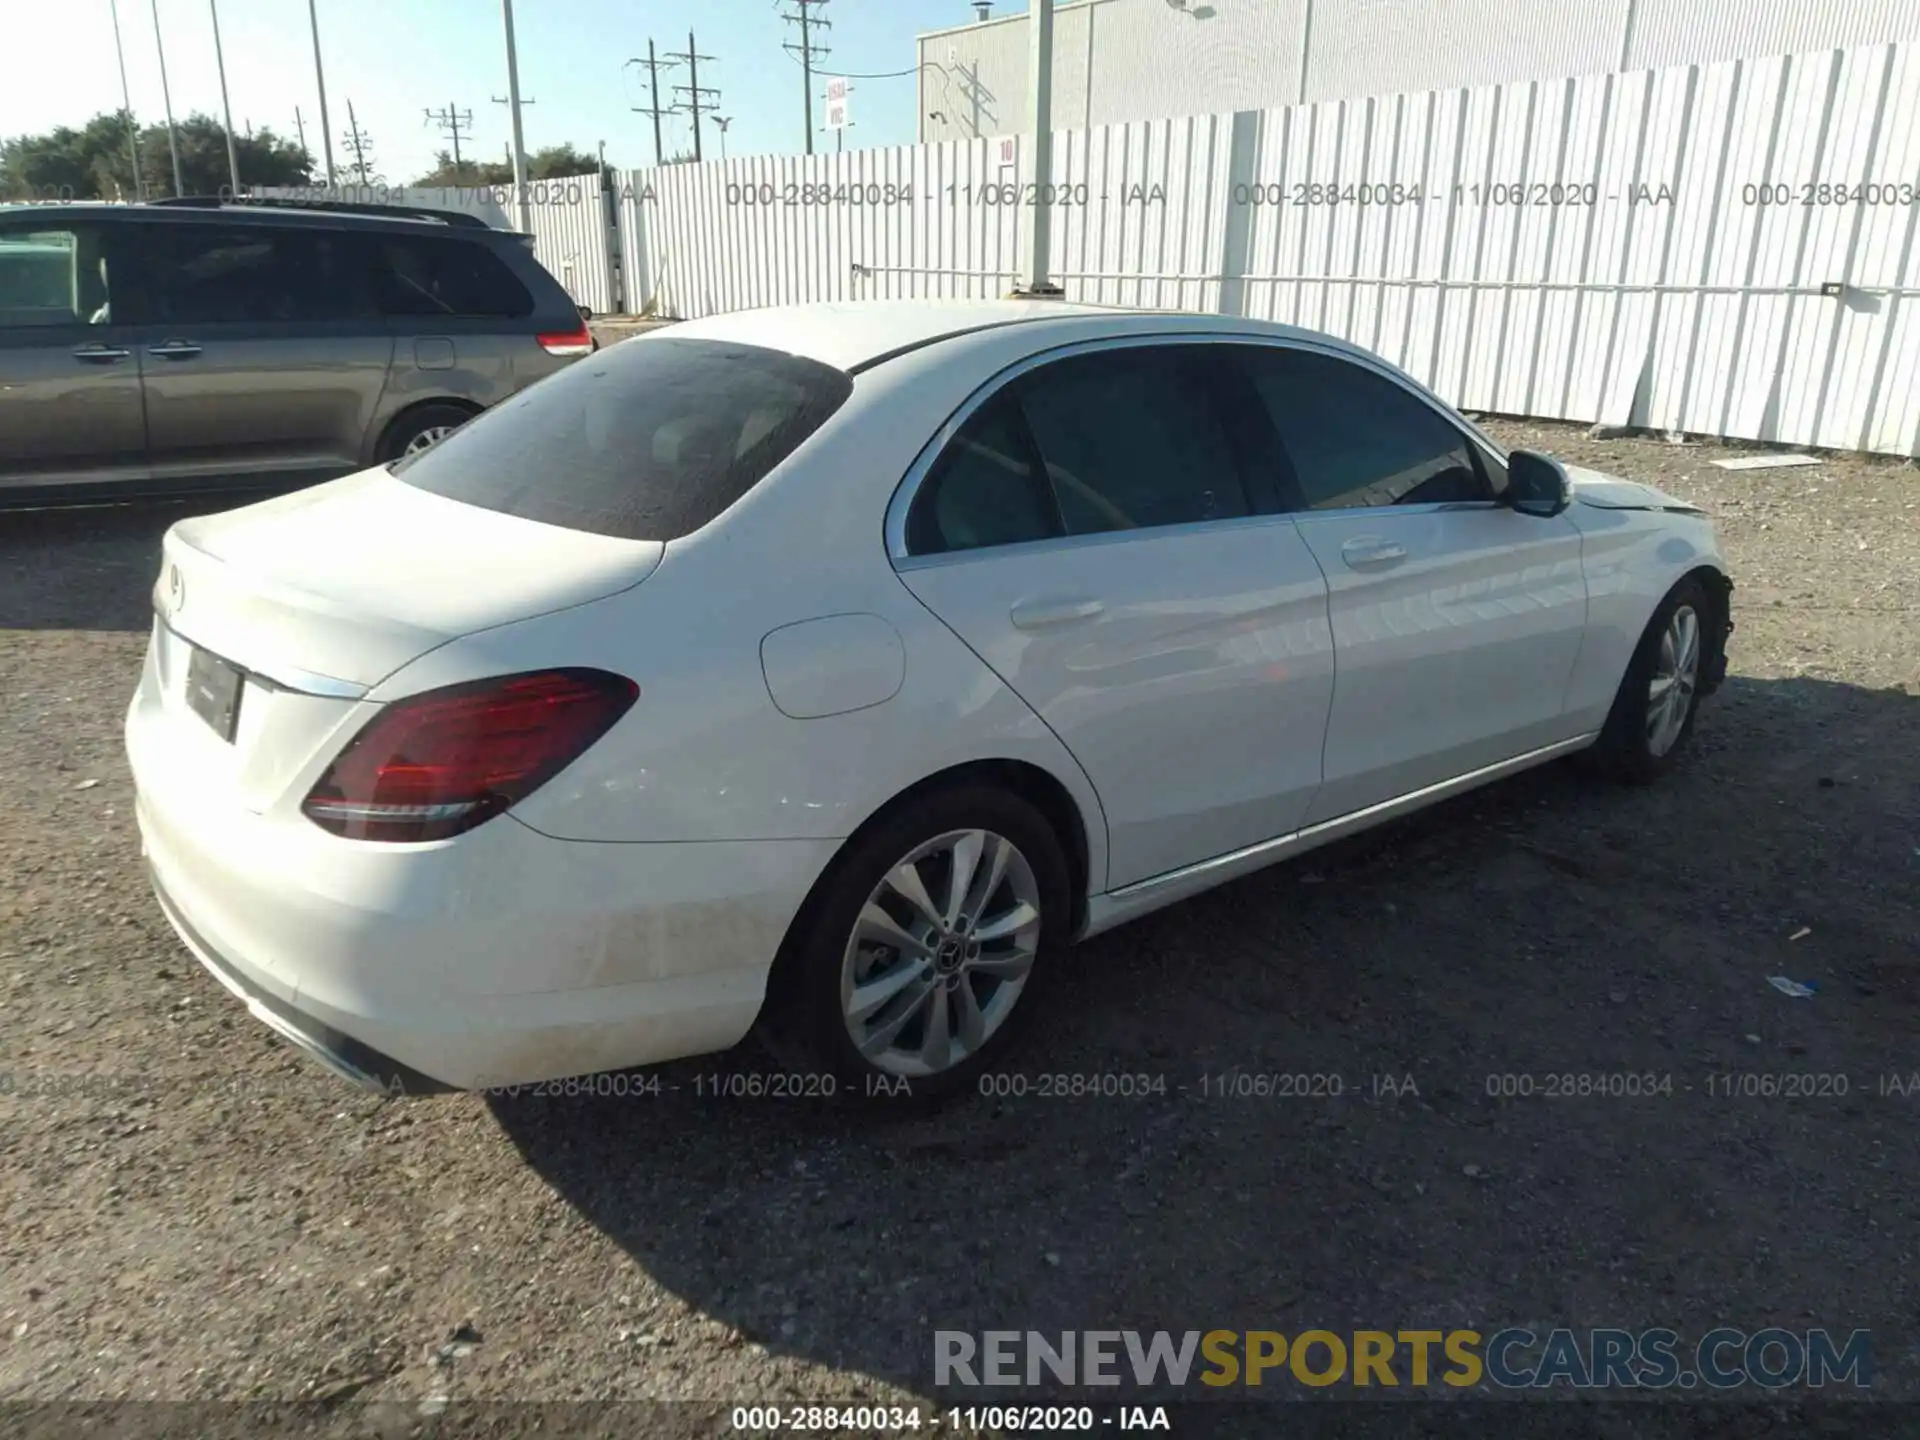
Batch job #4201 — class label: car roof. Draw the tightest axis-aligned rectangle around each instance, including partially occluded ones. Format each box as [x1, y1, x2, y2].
[665, 298, 1385, 374]
[0, 201, 505, 239]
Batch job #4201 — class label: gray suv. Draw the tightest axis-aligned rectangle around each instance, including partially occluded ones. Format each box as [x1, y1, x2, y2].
[0, 197, 593, 504]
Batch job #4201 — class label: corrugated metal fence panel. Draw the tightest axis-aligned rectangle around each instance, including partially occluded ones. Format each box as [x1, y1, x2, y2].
[620, 140, 1025, 319]
[1053, 112, 1232, 312]
[521, 175, 615, 316]
[611, 41, 1920, 455]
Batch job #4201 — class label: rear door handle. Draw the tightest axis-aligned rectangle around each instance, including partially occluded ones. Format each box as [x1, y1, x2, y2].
[71, 343, 131, 363]
[147, 339, 203, 360]
[1009, 596, 1105, 630]
[1339, 537, 1408, 569]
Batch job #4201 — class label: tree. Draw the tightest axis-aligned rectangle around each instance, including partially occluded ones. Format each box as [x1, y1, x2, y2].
[1, 109, 312, 201]
[412, 150, 514, 187]
[411, 142, 610, 188]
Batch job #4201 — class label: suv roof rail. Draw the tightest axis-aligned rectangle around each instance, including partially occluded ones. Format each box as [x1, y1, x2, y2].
[145, 195, 496, 230]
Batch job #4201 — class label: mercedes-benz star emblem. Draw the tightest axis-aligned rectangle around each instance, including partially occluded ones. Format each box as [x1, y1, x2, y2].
[167, 564, 184, 612]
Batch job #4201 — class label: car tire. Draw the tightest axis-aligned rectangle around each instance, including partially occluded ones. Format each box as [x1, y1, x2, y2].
[1587, 575, 1717, 783]
[754, 783, 1072, 1105]
[377, 403, 477, 464]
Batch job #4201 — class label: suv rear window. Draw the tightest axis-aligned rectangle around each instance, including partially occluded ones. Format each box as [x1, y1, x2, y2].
[392, 336, 853, 539]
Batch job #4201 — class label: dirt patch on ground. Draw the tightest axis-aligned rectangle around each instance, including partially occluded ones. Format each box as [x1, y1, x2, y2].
[1, 422, 1915, 1422]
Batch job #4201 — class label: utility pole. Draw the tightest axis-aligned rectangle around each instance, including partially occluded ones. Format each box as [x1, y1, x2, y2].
[307, 0, 336, 185]
[150, 0, 185, 196]
[779, 0, 831, 156]
[210, 0, 242, 195]
[500, 0, 532, 231]
[108, 0, 145, 201]
[425, 102, 476, 181]
[667, 32, 718, 164]
[293, 107, 309, 169]
[711, 116, 732, 161]
[1016, 0, 1062, 295]
[624, 43, 678, 166]
[341, 101, 376, 185]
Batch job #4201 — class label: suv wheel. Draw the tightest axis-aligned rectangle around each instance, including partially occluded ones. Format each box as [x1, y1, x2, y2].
[379, 403, 476, 463]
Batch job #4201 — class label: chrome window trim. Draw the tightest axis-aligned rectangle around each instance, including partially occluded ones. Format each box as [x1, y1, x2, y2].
[893, 508, 1311, 573]
[883, 328, 1511, 566]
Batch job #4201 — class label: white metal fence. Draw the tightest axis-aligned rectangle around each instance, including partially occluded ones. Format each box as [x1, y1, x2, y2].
[605, 40, 1920, 458]
[518, 177, 619, 316]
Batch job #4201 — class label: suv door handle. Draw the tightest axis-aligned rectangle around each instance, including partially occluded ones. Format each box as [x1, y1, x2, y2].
[1339, 537, 1408, 569]
[1009, 596, 1105, 630]
[71, 342, 131, 363]
[147, 339, 203, 360]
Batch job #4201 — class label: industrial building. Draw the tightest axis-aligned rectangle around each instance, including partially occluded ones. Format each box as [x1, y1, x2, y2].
[916, 0, 1920, 141]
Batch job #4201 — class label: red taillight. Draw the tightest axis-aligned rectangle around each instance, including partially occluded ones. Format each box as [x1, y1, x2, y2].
[536, 322, 593, 357]
[302, 669, 638, 843]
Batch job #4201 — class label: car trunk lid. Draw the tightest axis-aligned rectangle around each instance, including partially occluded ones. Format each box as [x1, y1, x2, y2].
[145, 467, 662, 813]
[159, 466, 664, 690]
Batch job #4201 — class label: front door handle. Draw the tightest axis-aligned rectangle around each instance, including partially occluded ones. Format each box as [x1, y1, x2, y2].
[147, 339, 203, 360]
[1009, 596, 1105, 631]
[1339, 537, 1408, 569]
[71, 342, 131, 363]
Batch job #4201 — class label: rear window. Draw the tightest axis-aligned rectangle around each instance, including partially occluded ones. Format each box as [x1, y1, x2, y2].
[391, 336, 854, 539]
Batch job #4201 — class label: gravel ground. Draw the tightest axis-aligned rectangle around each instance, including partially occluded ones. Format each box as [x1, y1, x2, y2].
[1, 420, 1916, 1429]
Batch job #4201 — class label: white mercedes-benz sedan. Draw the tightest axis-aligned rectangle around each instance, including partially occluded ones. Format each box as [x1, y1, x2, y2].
[127, 299, 1733, 1097]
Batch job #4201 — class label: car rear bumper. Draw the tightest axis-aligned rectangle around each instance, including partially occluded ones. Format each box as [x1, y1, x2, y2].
[130, 691, 837, 1090]
[148, 865, 453, 1095]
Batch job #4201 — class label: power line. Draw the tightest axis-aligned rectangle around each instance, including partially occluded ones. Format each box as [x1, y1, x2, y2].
[624, 43, 679, 166]
[783, 54, 919, 80]
[777, 0, 830, 155]
[423, 102, 476, 180]
[667, 31, 719, 164]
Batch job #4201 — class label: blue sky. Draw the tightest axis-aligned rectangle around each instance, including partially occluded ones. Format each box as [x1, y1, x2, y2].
[3, 0, 992, 181]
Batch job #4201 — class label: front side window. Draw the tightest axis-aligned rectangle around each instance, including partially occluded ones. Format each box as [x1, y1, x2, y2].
[393, 336, 852, 540]
[1238, 347, 1491, 509]
[131, 223, 376, 324]
[0, 226, 110, 327]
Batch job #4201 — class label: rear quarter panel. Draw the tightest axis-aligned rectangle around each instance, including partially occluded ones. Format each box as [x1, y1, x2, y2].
[365, 349, 1114, 891]
[361, 235, 584, 461]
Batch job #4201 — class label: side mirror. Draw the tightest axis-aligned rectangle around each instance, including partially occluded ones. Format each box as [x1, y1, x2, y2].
[1506, 450, 1572, 517]
[578, 303, 594, 321]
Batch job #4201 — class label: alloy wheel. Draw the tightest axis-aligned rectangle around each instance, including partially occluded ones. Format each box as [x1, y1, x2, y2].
[1646, 604, 1700, 757]
[839, 828, 1042, 1078]
[403, 424, 458, 456]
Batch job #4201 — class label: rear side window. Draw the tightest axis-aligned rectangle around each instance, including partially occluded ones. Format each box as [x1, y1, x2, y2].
[905, 393, 1060, 555]
[372, 236, 533, 319]
[393, 336, 852, 540]
[1015, 348, 1250, 535]
[906, 345, 1252, 555]
[130, 223, 377, 324]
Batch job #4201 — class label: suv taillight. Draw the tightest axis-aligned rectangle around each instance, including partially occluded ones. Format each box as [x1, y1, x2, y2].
[537, 322, 593, 357]
[302, 669, 637, 842]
